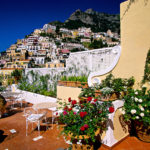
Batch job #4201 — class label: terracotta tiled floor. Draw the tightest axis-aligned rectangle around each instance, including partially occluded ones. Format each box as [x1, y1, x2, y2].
[0, 106, 150, 150]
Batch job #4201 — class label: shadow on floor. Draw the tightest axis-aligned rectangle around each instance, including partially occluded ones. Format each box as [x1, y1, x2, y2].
[0, 130, 7, 143]
[2, 109, 23, 118]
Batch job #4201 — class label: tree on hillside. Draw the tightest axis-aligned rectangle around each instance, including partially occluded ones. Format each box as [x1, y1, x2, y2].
[11, 69, 22, 83]
[89, 39, 108, 49]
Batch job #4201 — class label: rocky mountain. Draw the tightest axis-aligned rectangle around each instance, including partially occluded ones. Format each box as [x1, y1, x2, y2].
[49, 8, 120, 33]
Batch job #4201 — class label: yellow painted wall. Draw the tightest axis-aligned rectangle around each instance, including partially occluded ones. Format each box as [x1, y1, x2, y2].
[57, 85, 82, 104]
[95, 0, 150, 86]
[113, 108, 129, 141]
[113, 0, 150, 83]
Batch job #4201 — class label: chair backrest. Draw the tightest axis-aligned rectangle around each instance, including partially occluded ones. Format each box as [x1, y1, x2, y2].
[24, 107, 38, 118]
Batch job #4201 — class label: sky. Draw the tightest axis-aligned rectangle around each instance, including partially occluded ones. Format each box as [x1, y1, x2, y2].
[0, 0, 126, 52]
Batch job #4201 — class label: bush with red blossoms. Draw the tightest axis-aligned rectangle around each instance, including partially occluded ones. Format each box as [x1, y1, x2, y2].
[109, 106, 115, 113]
[68, 97, 72, 102]
[71, 100, 77, 105]
[87, 97, 92, 102]
[58, 97, 113, 143]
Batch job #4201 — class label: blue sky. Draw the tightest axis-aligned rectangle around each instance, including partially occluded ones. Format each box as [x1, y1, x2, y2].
[0, 0, 125, 52]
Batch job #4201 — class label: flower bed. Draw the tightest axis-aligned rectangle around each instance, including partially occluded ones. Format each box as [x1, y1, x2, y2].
[58, 97, 114, 148]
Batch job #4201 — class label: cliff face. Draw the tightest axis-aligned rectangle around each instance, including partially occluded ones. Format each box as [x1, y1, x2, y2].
[64, 8, 120, 33]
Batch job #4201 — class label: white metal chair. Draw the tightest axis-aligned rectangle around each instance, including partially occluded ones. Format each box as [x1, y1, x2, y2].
[48, 107, 63, 129]
[24, 107, 47, 136]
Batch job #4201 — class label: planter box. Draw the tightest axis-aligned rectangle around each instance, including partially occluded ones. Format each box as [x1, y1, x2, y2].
[58, 81, 88, 88]
[95, 90, 125, 101]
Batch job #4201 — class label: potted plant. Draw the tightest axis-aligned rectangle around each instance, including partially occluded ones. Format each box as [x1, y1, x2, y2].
[78, 87, 95, 103]
[123, 87, 150, 142]
[95, 74, 135, 100]
[58, 97, 114, 149]
[100, 87, 115, 101]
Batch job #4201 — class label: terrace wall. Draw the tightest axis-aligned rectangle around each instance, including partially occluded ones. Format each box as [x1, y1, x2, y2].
[112, 0, 150, 83]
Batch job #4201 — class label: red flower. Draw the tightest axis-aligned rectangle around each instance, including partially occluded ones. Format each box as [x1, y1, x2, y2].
[64, 106, 68, 110]
[80, 112, 87, 118]
[84, 124, 89, 129]
[99, 110, 102, 114]
[68, 97, 72, 102]
[109, 107, 115, 113]
[91, 102, 95, 105]
[72, 100, 77, 105]
[56, 112, 58, 115]
[80, 101, 83, 104]
[63, 111, 67, 115]
[73, 112, 77, 115]
[80, 126, 85, 131]
[87, 97, 92, 102]
[68, 108, 72, 111]
[81, 104, 84, 108]
[94, 99, 98, 102]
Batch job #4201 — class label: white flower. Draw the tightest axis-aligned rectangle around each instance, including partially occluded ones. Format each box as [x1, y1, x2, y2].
[135, 91, 138, 95]
[135, 97, 138, 102]
[119, 108, 125, 114]
[140, 107, 144, 111]
[122, 110, 125, 115]
[131, 96, 134, 100]
[138, 99, 143, 103]
[138, 105, 144, 111]
[131, 109, 136, 114]
[142, 85, 146, 88]
[136, 116, 139, 119]
[140, 113, 144, 117]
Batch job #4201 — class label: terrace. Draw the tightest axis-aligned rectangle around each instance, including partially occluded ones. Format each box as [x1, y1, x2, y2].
[1, 0, 150, 149]
[0, 95, 150, 150]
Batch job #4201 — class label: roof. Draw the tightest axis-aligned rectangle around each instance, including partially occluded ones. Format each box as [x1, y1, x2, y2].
[61, 49, 70, 53]
[0, 68, 23, 70]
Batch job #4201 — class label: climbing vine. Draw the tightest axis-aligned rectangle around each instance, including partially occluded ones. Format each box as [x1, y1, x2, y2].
[143, 49, 150, 83]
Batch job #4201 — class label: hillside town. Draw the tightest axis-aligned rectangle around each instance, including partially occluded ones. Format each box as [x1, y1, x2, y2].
[0, 24, 120, 70]
[1, 0, 150, 150]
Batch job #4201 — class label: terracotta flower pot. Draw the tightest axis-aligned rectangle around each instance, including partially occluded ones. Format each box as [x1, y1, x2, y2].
[71, 129, 100, 150]
[78, 97, 88, 103]
[134, 121, 150, 143]
[95, 90, 102, 98]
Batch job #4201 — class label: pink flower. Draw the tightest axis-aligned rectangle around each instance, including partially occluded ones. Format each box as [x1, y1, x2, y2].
[99, 111, 102, 114]
[63, 111, 67, 115]
[73, 112, 77, 115]
[56, 112, 58, 115]
[84, 124, 89, 129]
[91, 102, 95, 105]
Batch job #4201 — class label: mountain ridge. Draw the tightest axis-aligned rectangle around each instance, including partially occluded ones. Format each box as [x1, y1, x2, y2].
[49, 8, 120, 33]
